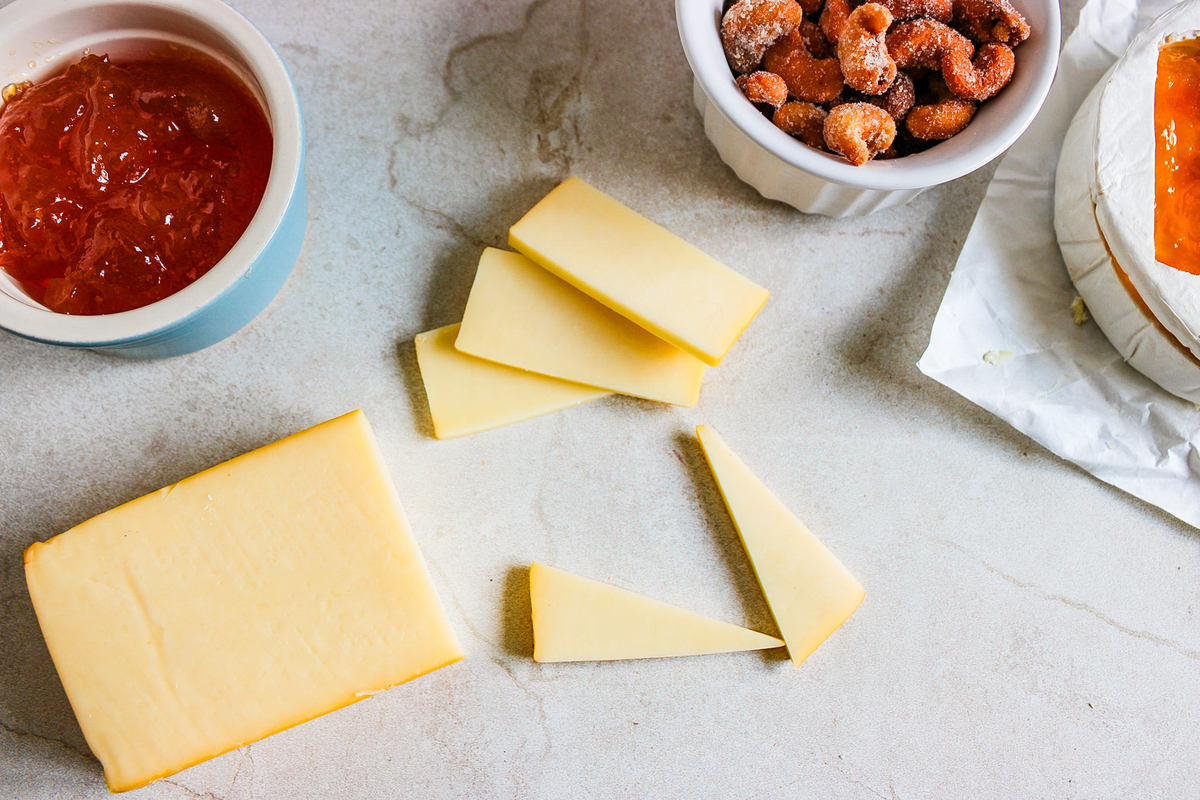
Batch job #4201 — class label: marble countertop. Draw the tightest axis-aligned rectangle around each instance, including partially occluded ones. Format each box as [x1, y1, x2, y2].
[3, 0, 1199, 797]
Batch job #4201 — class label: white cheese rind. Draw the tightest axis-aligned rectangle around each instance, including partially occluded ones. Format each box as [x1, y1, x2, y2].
[1094, 2, 1200, 360]
[1055, 74, 1200, 402]
[529, 562, 784, 662]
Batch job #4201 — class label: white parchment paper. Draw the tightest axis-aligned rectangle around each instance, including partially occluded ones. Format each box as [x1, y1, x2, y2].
[917, 0, 1200, 527]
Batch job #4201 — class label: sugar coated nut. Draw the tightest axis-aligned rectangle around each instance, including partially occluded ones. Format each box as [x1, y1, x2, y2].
[721, 0, 805, 74]
[820, 0, 852, 44]
[887, 18, 973, 72]
[837, 4, 898, 95]
[714, 0, 1030, 162]
[824, 102, 897, 165]
[867, 70, 916, 120]
[942, 41, 1015, 100]
[954, 0, 1030, 47]
[874, 0, 953, 22]
[773, 101, 828, 149]
[737, 71, 790, 108]
[797, 19, 833, 59]
[906, 97, 976, 138]
[763, 28, 845, 104]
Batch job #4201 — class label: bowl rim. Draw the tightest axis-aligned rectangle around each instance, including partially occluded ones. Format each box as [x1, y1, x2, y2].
[0, 0, 303, 346]
[676, 0, 1061, 191]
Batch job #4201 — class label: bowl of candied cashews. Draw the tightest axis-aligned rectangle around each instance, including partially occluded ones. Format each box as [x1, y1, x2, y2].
[677, 0, 1059, 216]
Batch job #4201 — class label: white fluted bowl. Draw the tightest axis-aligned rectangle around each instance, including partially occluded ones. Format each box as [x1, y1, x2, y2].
[676, 0, 1060, 216]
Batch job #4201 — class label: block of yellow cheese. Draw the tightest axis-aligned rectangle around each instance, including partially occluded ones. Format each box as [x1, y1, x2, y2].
[455, 248, 706, 406]
[529, 562, 783, 662]
[415, 323, 610, 438]
[696, 425, 863, 668]
[508, 178, 769, 367]
[24, 410, 464, 792]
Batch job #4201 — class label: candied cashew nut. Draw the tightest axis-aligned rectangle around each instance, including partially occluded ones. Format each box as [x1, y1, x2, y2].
[824, 102, 896, 165]
[797, 19, 833, 59]
[874, 0, 953, 22]
[773, 101, 828, 149]
[866, 70, 916, 120]
[906, 98, 977, 138]
[942, 41, 1015, 100]
[954, 0, 1030, 47]
[838, 4, 898, 95]
[737, 71, 790, 107]
[820, 0, 852, 44]
[721, 0, 805, 74]
[763, 28, 845, 103]
[887, 19, 973, 71]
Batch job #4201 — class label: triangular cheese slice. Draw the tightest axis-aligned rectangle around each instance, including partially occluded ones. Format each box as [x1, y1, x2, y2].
[455, 248, 706, 407]
[415, 323, 610, 439]
[696, 425, 864, 668]
[529, 562, 783, 662]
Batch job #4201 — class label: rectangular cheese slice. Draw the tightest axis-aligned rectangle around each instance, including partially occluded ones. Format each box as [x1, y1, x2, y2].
[24, 411, 464, 792]
[508, 178, 769, 367]
[696, 425, 863, 668]
[529, 562, 783, 662]
[415, 323, 610, 438]
[455, 248, 706, 407]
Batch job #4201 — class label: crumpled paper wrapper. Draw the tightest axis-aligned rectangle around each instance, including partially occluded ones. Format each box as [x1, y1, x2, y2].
[917, 0, 1200, 527]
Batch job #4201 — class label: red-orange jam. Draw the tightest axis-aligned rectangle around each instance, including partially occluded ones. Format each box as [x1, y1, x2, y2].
[0, 53, 273, 315]
[1155, 36, 1200, 274]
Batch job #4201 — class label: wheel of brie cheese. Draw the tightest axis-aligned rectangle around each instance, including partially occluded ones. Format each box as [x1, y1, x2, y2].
[1054, 2, 1200, 403]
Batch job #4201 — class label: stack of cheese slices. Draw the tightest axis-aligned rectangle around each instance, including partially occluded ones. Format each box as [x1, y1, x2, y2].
[415, 178, 770, 438]
[1055, 2, 1200, 403]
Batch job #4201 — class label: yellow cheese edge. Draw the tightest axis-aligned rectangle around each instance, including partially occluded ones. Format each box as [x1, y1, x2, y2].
[508, 178, 770, 367]
[22, 411, 380, 568]
[23, 412, 376, 568]
[455, 248, 706, 407]
[102, 651, 465, 792]
[695, 424, 864, 668]
[414, 323, 610, 439]
[24, 410, 466, 792]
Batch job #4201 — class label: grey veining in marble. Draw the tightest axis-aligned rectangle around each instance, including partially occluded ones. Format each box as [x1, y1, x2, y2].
[2, 0, 1198, 798]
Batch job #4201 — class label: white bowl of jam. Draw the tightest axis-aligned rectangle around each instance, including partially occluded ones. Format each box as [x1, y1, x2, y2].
[0, 0, 306, 358]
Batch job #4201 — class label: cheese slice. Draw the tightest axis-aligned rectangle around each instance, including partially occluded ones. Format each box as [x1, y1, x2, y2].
[1094, 2, 1200, 361]
[415, 323, 610, 438]
[24, 411, 464, 792]
[455, 248, 706, 407]
[1054, 74, 1200, 402]
[695, 425, 863, 668]
[509, 178, 769, 367]
[529, 562, 783, 662]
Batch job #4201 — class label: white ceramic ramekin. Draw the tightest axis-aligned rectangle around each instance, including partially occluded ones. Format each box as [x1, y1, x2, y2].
[0, 0, 306, 358]
[677, 0, 1060, 217]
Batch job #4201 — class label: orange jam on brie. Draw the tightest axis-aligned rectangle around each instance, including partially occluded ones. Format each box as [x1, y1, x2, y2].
[1156, 35, 1200, 273]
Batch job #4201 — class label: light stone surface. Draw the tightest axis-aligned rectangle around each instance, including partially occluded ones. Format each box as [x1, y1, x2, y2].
[2, 0, 1199, 797]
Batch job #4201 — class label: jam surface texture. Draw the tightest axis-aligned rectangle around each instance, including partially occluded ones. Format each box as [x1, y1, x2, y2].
[0, 53, 273, 315]
[1156, 36, 1200, 274]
